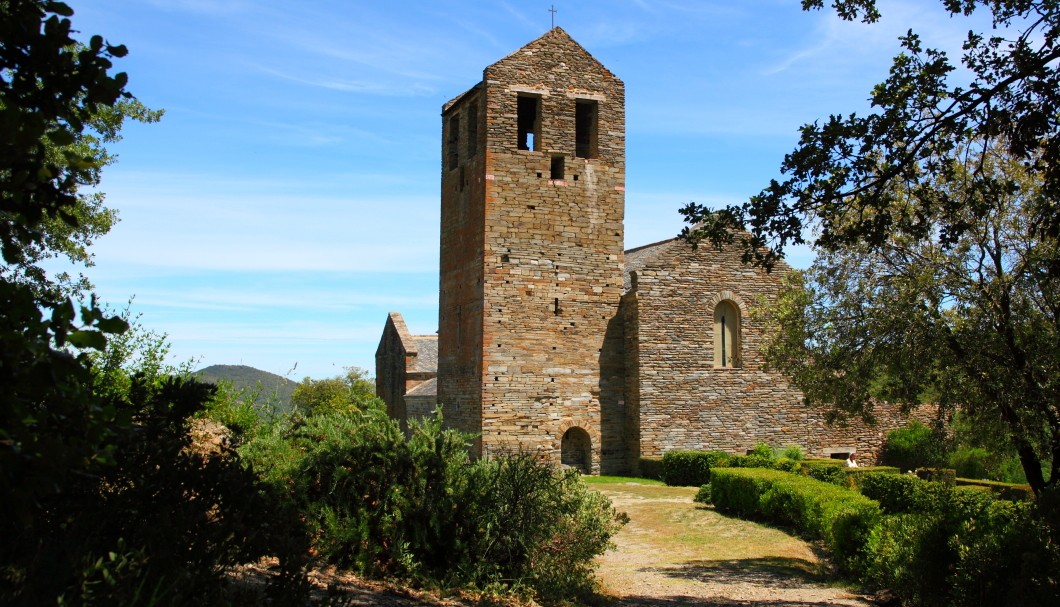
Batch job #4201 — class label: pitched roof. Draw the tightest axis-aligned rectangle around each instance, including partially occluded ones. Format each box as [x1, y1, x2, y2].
[623, 238, 677, 292]
[410, 336, 438, 374]
[485, 27, 616, 79]
[405, 377, 437, 398]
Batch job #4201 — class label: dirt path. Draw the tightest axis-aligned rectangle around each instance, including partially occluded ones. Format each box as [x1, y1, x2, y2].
[593, 481, 874, 607]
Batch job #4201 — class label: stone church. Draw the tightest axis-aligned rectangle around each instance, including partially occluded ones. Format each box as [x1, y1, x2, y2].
[376, 28, 919, 475]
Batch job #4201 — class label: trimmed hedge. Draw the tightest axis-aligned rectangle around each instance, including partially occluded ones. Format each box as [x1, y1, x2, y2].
[857, 472, 939, 514]
[637, 457, 664, 481]
[799, 458, 848, 484]
[844, 466, 901, 489]
[955, 478, 1034, 502]
[916, 467, 956, 486]
[662, 449, 899, 488]
[726, 454, 775, 469]
[801, 461, 899, 485]
[661, 450, 731, 486]
[710, 468, 882, 574]
[861, 484, 1058, 606]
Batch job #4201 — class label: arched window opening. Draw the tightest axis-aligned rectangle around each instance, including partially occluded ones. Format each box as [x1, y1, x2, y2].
[561, 427, 592, 474]
[713, 300, 741, 368]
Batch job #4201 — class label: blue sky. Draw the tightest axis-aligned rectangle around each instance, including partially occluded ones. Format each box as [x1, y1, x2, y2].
[62, 0, 990, 380]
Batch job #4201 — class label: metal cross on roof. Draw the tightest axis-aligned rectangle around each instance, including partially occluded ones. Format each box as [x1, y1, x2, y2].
[550, 5, 557, 28]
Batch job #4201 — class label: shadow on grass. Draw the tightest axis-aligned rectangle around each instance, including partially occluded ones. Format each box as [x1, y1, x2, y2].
[602, 595, 862, 607]
[653, 556, 832, 588]
[595, 557, 866, 607]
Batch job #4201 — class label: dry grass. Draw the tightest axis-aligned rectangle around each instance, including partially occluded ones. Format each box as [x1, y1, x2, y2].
[589, 478, 869, 607]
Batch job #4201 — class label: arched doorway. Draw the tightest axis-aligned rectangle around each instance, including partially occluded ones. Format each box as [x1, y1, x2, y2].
[561, 427, 592, 474]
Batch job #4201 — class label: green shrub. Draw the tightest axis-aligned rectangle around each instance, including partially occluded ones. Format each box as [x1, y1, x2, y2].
[637, 457, 663, 480]
[862, 484, 1060, 606]
[708, 467, 776, 518]
[200, 378, 267, 439]
[771, 457, 801, 472]
[779, 445, 805, 460]
[2, 303, 309, 606]
[955, 478, 1035, 502]
[948, 499, 1060, 607]
[458, 453, 628, 602]
[864, 513, 952, 605]
[3, 375, 309, 606]
[661, 450, 731, 486]
[728, 453, 774, 469]
[749, 442, 775, 458]
[844, 466, 901, 489]
[710, 468, 882, 574]
[242, 409, 626, 603]
[694, 484, 711, 504]
[880, 421, 946, 472]
[857, 472, 939, 514]
[916, 467, 957, 486]
[997, 453, 1031, 484]
[947, 445, 995, 480]
[799, 458, 848, 485]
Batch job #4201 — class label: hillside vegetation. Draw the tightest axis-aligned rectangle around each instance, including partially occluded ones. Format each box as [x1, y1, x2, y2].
[194, 364, 296, 412]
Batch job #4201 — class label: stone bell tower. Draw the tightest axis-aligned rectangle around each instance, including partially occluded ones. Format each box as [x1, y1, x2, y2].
[437, 28, 627, 474]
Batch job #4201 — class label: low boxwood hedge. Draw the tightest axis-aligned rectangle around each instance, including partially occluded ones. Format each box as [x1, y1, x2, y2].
[798, 458, 848, 484]
[955, 478, 1034, 502]
[660, 450, 730, 486]
[663, 450, 899, 488]
[637, 457, 663, 481]
[709, 468, 882, 574]
[857, 471, 939, 514]
[915, 467, 956, 486]
[861, 483, 1057, 606]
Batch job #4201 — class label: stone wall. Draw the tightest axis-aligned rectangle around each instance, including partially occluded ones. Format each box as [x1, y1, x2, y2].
[423, 27, 930, 475]
[375, 312, 415, 422]
[438, 84, 487, 446]
[375, 312, 438, 430]
[624, 238, 929, 465]
[439, 28, 627, 472]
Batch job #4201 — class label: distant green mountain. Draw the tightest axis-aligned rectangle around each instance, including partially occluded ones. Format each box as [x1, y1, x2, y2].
[193, 364, 296, 413]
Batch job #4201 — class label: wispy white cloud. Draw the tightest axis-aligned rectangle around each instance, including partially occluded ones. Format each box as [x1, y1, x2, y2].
[498, 1, 542, 33]
[144, 0, 251, 15]
[760, 0, 1000, 78]
[254, 65, 437, 97]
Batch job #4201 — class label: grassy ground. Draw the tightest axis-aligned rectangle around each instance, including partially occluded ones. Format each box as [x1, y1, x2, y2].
[581, 475, 665, 486]
[587, 477, 868, 606]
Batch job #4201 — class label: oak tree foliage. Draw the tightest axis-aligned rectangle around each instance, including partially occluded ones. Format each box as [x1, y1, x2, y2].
[761, 146, 1059, 494]
[290, 366, 383, 416]
[681, 0, 1060, 268]
[679, 1, 1060, 494]
[2, 4, 307, 603]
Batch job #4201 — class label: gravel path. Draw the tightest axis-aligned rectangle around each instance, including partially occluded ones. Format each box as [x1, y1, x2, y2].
[594, 483, 874, 607]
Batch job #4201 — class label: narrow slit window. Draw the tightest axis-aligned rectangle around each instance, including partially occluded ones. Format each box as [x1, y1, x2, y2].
[447, 115, 460, 171]
[575, 100, 598, 158]
[713, 300, 741, 368]
[467, 102, 478, 158]
[517, 95, 541, 151]
[550, 155, 565, 180]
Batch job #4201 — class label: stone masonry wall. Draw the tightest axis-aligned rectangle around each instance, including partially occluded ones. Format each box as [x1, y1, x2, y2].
[626, 238, 928, 465]
[438, 84, 487, 446]
[443, 28, 629, 473]
[375, 312, 414, 422]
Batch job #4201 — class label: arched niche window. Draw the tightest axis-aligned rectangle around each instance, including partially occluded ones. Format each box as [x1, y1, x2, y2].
[561, 427, 592, 474]
[713, 300, 741, 368]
